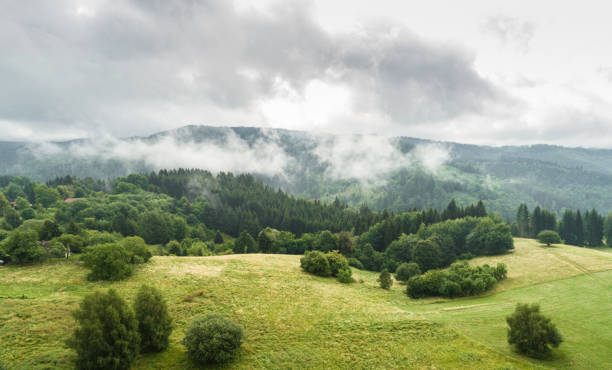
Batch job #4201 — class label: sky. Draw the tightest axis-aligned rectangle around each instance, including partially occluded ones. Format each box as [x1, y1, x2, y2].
[2, 0, 612, 147]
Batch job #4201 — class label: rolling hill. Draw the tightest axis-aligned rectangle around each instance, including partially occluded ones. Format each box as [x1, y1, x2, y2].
[1, 238, 612, 369]
[3, 125, 612, 219]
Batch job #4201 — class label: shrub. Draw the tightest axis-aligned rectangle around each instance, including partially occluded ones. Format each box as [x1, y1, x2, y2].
[300, 251, 331, 277]
[507, 303, 562, 358]
[336, 268, 354, 284]
[2, 230, 45, 264]
[537, 230, 561, 247]
[82, 243, 133, 281]
[183, 314, 244, 364]
[67, 289, 140, 370]
[119, 236, 152, 264]
[186, 242, 211, 256]
[348, 257, 364, 270]
[395, 262, 421, 282]
[134, 285, 173, 353]
[47, 243, 67, 258]
[457, 252, 475, 260]
[378, 269, 393, 289]
[326, 250, 350, 277]
[166, 240, 184, 256]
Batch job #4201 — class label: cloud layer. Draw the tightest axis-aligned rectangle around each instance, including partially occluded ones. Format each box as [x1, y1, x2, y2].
[0, 0, 500, 140]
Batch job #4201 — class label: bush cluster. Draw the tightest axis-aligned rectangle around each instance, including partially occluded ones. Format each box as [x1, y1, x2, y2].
[68, 286, 173, 369]
[300, 250, 353, 283]
[406, 261, 507, 299]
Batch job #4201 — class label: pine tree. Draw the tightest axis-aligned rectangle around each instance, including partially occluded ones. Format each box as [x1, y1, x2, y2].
[516, 204, 530, 238]
[575, 211, 584, 246]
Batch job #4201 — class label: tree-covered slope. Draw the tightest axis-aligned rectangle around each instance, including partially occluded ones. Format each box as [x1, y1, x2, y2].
[3, 125, 612, 218]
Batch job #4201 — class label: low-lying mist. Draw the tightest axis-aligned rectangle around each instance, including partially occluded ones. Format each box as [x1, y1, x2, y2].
[25, 127, 452, 186]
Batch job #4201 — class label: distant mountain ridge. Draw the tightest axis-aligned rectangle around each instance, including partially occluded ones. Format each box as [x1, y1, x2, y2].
[2, 124, 612, 219]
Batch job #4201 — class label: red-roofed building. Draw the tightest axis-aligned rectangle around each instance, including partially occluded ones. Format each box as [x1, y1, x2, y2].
[64, 198, 83, 203]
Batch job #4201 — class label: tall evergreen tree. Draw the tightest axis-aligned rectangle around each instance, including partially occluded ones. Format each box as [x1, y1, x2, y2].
[575, 211, 585, 246]
[516, 204, 530, 238]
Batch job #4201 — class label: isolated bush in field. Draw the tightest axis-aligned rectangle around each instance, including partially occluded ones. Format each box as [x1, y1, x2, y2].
[300, 251, 331, 277]
[537, 230, 561, 247]
[3, 230, 46, 264]
[326, 250, 350, 277]
[507, 303, 562, 358]
[119, 236, 152, 263]
[183, 314, 244, 364]
[336, 268, 354, 284]
[67, 289, 140, 370]
[348, 257, 364, 270]
[134, 285, 173, 353]
[378, 269, 393, 289]
[82, 243, 133, 281]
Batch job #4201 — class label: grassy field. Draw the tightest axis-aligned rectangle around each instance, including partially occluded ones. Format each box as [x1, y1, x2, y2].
[1, 238, 612, 369]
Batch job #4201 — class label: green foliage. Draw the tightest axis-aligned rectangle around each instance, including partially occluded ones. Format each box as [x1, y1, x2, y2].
[537, 230, 561, 246]
[2, 230, 45, 264]
[235, 231, 257, 253]
[186, 241, 211, 256]
[166, 240, 183, 256]
[300, 251, 331, 277]
[325, 250, 350, 277]
[395, 262, 421, 282]
[336, 231, 354, 256]
[38, 219, 62, 241]
[82, 244, 133, 281]
[134, 285, 173, 353]
[465, 218, 514, 256]
[214, 230, 224, 244]
[406, 261, 507, 299]
[336, 268, 354, 284]
[506, 303, 562, 358]
[378, 269, 393, 289]
[315, 230, 337, 252]
[47, 243, 67, 258]
[119, 236, 152, 264]
[20, 207, 35, 220]
[34, 184, 59, 208]
[52, 234, 84, 253]
[3, 207, 22, 229]
[412, 239, 442, 272]
[67, 289, 140, 370]
[348, 257, 364, 270]
[137, 211, 174, 245]
[183, 314, 244, 364]
[605, 211, 612, 247]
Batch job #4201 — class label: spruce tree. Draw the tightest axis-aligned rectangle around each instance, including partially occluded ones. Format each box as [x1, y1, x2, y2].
[134, 285, 173, 353]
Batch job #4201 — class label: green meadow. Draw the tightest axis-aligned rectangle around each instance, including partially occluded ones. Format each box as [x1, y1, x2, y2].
[2, 238, 612, 369]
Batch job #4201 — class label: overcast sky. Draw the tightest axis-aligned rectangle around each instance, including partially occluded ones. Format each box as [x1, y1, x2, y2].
[2, 0, 612, 147]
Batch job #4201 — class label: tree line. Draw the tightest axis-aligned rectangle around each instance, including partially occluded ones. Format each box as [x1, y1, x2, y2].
[514, 203, 611, 247]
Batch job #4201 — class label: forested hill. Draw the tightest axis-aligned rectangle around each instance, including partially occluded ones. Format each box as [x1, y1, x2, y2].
[2, 125, 612, 219]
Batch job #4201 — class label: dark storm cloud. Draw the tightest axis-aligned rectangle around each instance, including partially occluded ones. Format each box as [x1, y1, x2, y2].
[0, 0, 503, 138]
